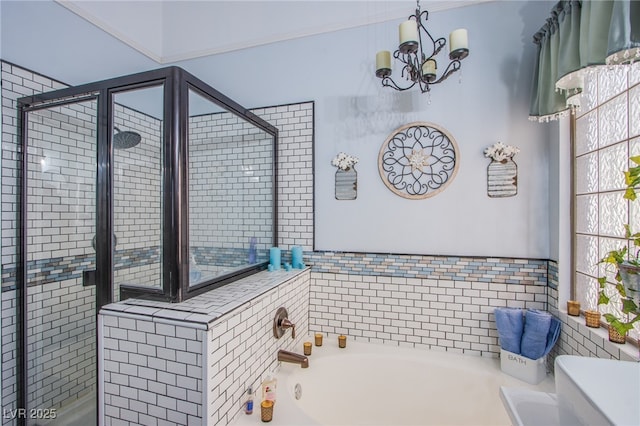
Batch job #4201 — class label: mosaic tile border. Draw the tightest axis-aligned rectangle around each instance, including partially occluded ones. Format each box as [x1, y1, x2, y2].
[2, 256, 96, 292]
[548, 260, 558, 290]
[1, 248, 160, 291]
[3, 249, 554, 292]
[1, 245, 270, 292]
[192, 246, 268, 269]
[306, 251, 550, 286]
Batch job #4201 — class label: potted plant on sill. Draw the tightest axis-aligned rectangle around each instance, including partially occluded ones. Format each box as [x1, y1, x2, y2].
[598, 156, 640, 342]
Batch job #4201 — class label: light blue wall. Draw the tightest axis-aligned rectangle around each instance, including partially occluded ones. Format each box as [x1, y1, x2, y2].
[1, 0, 559, 260]
[184, 1, 557, 259]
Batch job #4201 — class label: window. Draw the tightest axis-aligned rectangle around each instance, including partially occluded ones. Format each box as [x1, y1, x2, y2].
[573, 64, 640, 338]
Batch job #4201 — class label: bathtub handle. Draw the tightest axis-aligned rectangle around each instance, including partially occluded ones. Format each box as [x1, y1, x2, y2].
[281, 318, 296, 339]
[273, 307, 296, 339]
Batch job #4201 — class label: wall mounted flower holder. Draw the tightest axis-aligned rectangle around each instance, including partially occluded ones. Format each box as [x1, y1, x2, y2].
[332, 152, 359, 200]
[484, 142, 519, 198]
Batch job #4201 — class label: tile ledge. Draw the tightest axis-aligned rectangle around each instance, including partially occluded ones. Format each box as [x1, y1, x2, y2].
[100, 268, 310, 329]
[561, 310, 640, 362]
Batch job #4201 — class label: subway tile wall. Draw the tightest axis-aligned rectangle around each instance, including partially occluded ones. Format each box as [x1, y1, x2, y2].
[307, 252, 549, 356]
[1, 62, 88, 423]
[23, 91, 167, 418]
[100, 270, 310, 426]
[206, 271, 309, 425]
[100, 313, 207, 425]
[24, 91, 97, 413]
[253, 103, 314, 253]
[1, 62, 67, 271]
[189, 113, 273, 267]
[546, 263, 639, 364]
[113, 102, 163, 292]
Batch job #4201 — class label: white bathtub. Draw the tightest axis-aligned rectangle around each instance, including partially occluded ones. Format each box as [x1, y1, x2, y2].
[234, 338, 555, 426]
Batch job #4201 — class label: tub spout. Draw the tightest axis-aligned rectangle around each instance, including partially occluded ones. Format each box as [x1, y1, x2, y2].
[278, 349, 309, 368]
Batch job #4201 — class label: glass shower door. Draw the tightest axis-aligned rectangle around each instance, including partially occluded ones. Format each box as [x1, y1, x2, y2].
[24, 99, 98, 425]
[112, 85, 164, 301]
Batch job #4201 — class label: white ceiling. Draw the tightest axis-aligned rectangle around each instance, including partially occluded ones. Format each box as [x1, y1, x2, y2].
[56, 0, 492, 63]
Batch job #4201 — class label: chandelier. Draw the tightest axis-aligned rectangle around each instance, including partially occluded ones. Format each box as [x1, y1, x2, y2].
[375, 0, 469, 93]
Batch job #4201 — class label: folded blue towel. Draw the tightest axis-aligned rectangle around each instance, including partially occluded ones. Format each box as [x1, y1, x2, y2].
[543, 317, 561, 357]
[494, 307, 524, 354]
[521, 309, 552, 360]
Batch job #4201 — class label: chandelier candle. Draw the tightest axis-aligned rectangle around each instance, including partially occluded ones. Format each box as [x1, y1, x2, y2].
[399, 20, 419, 52]
[376, 51, 391, 77]
[422, 59, 436, 81]
[449, 29, 469, 59]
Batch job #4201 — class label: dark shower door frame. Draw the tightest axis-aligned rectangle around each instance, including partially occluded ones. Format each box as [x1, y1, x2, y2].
[18, 92, 102, 425]
[17, 66, 278, 424]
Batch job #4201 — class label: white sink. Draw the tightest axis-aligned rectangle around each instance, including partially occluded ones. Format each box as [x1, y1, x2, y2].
[501, 355, 639, 426]
[555, 355, 640, 426]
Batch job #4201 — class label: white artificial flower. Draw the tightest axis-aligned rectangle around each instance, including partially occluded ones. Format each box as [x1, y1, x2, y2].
[331, 152, 359, 170]
[484, 142, 520, 162]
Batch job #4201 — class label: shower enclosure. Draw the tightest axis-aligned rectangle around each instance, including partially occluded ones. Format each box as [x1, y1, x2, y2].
[17, 67, 277, 424]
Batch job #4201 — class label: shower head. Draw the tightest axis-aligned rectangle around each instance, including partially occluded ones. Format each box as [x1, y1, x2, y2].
[113, 127, 141, 149]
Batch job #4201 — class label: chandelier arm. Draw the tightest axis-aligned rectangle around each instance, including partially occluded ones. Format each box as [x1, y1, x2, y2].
[393, 50, 411, 67]
[416, 9, 443, 59]
[430, 60, 461, 85]
[381, 76, 418, 92]
[431, 37, 447, 58]
[394, 50, 421, 69]
[416, 78, 431, 94]
[394, 50, 422, 83]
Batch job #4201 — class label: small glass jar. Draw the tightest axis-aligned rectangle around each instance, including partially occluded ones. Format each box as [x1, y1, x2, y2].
[303, 341, 312, 355]
[567, 300, 580, 316]
[338, 335, 346, 348]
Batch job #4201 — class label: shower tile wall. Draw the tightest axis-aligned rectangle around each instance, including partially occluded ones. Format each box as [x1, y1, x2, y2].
[24, 99, 98, 412]
[100, 313, 205, 425]
[189, 114, 273, 273]
[113, 105, 162, 294]
[1, 62, 78, 423]
[3, 73, 165, 417]
[252, 102, 314, 251]
[0, 63, 162, 422]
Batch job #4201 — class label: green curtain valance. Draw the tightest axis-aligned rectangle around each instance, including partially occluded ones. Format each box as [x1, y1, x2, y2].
[529, 0, 640, 122]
